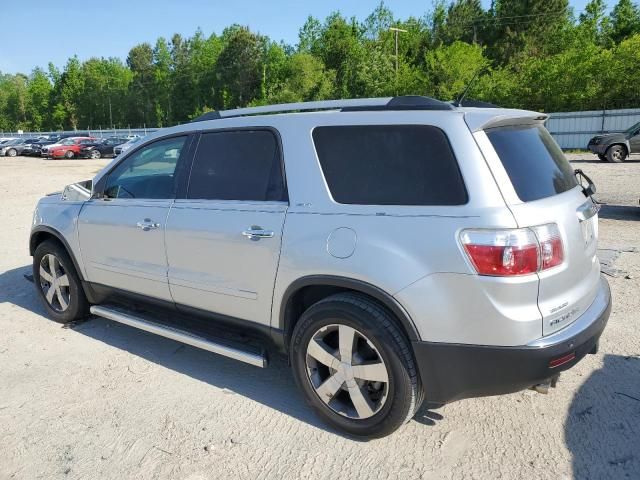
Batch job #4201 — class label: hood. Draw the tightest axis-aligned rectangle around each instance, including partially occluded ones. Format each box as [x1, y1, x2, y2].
[589, 133, 627, 144]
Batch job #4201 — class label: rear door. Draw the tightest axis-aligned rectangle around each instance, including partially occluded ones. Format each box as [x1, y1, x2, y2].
[165, 129, 287, 326]
[476, 123, 600, 336]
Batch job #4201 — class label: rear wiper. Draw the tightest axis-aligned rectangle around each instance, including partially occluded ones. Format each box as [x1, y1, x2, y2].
[574, 169, 597, 198]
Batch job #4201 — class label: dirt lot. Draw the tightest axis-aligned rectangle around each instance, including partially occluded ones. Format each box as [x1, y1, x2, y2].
[1, 154, 639, 480]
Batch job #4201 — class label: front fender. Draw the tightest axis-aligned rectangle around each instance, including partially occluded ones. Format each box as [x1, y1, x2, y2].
[31, 197, 87, 280]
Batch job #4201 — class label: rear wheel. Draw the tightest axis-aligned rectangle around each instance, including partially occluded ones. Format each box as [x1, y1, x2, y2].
[90, 149, 101, 159]
[290, 293, 421, 438]
[64, 150, 74, 159]
[606, 145, 627, 163]
[7, 148, 17, 157]
[33, 240, 88, 323]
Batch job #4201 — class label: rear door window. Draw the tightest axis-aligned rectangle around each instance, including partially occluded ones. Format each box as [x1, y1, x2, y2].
[187, 129, 286, 202]
[312, 125, 467, 206]
[486, 125, 577, 202]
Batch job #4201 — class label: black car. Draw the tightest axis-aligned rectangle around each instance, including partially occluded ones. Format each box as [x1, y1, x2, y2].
[0, 138, 40, 157]
[23, 139, 57, 157]
[78, 137, 129, 158]
[588, 121, 640, 162]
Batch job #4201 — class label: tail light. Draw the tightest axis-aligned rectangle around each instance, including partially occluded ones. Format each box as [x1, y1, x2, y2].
[461, 224, 564, 277]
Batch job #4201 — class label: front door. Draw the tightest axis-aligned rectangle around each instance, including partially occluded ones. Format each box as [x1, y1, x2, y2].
[78, 135, 189, 301]
[165, 129, 288, 326]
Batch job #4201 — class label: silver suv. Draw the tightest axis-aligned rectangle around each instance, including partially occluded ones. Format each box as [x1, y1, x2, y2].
[30, 96, 611, 438]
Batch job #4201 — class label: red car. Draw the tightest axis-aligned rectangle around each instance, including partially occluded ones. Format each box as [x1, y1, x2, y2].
[46, 137, 97, 159]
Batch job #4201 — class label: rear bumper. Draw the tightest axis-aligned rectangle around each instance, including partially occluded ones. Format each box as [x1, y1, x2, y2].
[413, 275, 611, 404]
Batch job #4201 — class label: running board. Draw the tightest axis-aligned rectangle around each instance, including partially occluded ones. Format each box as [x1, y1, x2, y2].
[90, 305, 267, 368]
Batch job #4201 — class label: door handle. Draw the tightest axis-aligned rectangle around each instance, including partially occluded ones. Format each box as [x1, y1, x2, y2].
[136, 219, 161, 231]
[242, 227, 274, 240]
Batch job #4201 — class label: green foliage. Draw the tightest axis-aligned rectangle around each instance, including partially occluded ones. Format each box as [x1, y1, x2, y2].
[1, 0, 640, 132]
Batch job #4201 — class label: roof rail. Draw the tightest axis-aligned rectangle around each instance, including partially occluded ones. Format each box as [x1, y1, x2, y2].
[190, 96, 454, 122]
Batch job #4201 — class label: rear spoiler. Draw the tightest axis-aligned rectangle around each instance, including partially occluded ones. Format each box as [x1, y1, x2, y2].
[464, 109, 548, 132]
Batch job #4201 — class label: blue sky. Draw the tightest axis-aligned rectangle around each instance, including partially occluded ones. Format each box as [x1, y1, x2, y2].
[0, 0, 617, 74]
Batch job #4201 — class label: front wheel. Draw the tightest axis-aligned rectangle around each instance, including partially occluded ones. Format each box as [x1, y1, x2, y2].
[7, 148, 17, 157]
[606, 145, 627, 163]
[290, 293, 421, 438]
[33, 240, 88, 323]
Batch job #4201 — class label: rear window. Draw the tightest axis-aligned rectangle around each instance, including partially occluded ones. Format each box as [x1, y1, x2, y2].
[312, 125, 467, 206]
[486, 125, 577, 202]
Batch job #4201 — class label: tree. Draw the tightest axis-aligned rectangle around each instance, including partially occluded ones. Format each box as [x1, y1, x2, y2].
[579, 0, 610, 45]
[490, 0, 571, 62]
[443, 0, 486, 45]
[423, 41, 488, 101]
[268, 52, 334, 103]
[26, 68, 52, 131]
[215, 27, 264, 107]
[127, 43, 155, 126]
[298, 16, 322, 52]
[609, 0, 640, 43]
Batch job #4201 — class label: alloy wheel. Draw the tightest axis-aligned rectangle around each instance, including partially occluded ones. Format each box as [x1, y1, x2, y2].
[305, 324, 389, 419]
[39, 254, 71, 312]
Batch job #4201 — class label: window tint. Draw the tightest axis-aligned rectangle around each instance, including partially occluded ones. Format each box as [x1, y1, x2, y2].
[104, 136, 186, 199]
[312, 125, 467, 206]
[187, 130, 285, 201]
[486, 125, 577, 202]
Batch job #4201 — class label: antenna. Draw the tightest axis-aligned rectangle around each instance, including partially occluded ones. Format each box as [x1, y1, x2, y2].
[453, 66, 488, 107]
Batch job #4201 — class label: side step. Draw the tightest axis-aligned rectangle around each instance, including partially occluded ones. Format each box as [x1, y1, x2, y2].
[90, 305, 267, 368]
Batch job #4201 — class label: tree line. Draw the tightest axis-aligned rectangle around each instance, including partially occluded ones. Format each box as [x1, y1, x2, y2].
[1, 0, 639, 132]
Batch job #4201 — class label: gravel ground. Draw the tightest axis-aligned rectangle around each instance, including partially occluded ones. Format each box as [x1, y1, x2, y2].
[1, 154, 639, 480]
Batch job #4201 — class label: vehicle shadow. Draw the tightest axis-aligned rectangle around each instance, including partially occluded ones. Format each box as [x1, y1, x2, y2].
[598, 204, 640, 221]
[564, 354, 640, 478]
[0, 264, 442, 440]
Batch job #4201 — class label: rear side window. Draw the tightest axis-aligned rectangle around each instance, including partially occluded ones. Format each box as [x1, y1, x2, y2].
[187, 130, 286, 202]
[312, 125, 467, 206]
[486, 125, 577, 202]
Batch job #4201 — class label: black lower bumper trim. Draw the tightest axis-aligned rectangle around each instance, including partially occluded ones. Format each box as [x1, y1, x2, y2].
[413, 277, 611, 404]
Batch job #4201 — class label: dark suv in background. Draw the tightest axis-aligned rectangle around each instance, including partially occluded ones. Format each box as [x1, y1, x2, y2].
[588, 121, 640, 162]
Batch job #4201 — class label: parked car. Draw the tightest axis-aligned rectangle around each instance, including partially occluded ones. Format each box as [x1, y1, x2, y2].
[112, 136, 142, 156]
[588, 120, 640, 162]
[78, 137, 129, 159]
[30, 96, 610, 438]
[0, 138, 39, 156]
[42, 137, 97, 159]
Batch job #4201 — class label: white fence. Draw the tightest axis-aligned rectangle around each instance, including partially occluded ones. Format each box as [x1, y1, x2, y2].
[547, 108, 640, 150]
[3, 107, 640, 151]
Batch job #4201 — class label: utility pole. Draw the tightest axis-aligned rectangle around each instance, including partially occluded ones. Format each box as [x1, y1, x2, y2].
[389, 27, 407, 95]
[105, 78, 113, 129]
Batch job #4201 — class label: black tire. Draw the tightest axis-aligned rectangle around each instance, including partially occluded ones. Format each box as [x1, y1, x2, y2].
[33, 240, 88, 323]
[606, 145, 627, 163]
[290, 292, 421, 438]
[597, 154, 607, 162]
[90, 149, 101, 159]
[64, 150, 74, 159]
[7, 148, 17, 157]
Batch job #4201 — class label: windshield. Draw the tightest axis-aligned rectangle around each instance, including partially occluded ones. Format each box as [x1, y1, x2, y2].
[624, 121, 640, 135]
[486, 125, 577, 202]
